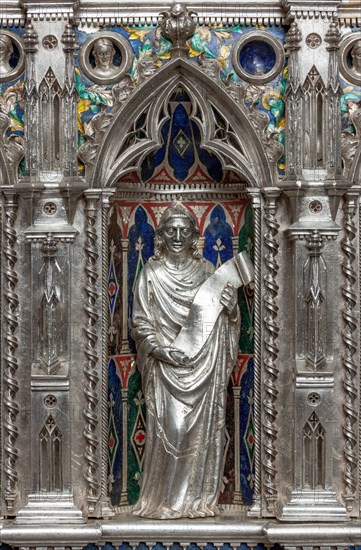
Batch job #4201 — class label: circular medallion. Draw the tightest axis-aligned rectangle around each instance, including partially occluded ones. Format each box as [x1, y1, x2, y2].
[42, 35, 58, 50]
[339, 32, 361, 86]
[306, 33, 322, 49]
[78, 31, 134, 85]
[44, 395, 57, 407]
[309, 200, 323, 214]
[0, 30, 25, 83]
[307, 392, 321, 406]
[232, 31, 284, 84]
[43, 202, 57, 215]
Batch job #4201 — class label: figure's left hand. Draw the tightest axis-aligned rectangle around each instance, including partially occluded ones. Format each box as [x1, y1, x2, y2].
[220, 283, 238, 317]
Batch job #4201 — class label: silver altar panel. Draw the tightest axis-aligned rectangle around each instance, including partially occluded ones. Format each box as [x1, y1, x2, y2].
[0, 0, 361, 548]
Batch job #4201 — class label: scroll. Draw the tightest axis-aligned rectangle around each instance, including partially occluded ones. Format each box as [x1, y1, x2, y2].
[172, 251, 254, 359]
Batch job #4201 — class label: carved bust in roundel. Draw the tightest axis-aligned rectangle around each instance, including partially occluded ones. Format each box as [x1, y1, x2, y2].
[0, 32, 25, 82]
[350, 39, 361, 76]
[78, 31, 134, 86]
[92, 37, 119, 78]
[0, 34, 13, 75]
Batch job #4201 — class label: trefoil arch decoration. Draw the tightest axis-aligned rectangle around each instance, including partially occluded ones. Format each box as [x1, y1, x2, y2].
[87, 57, 275, 189]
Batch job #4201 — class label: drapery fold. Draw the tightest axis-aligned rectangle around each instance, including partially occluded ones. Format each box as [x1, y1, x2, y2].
[131, 257, 239, 519]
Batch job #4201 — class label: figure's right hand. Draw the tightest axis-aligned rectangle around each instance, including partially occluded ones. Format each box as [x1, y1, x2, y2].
[151, 346, 190, 367]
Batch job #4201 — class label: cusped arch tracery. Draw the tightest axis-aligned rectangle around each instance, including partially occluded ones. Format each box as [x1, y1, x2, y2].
[91, 57, 274, 188]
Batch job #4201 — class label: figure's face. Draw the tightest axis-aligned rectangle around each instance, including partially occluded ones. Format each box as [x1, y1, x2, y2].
[351, 45, 361, 71]
[0, 39, 11, 62]
[94, 43, 113, 69]
[163, 217, 195, 256]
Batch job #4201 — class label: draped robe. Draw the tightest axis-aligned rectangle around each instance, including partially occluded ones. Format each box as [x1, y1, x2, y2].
[131, 256, 240, 519]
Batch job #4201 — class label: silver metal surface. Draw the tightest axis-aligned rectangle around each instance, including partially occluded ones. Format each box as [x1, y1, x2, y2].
[0, 0, 361, 546]
[173, 251, 253, 358]
[131, 205, 241, 518]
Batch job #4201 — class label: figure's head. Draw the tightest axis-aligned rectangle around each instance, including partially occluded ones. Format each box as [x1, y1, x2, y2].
[154, 204, 201, 260]
[0, 34, 13, 64]
[92, 38, 115, 70]
[351, 40, 361, 72]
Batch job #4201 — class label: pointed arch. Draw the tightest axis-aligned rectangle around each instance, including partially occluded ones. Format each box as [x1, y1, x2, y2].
[91, 58, 274, 188]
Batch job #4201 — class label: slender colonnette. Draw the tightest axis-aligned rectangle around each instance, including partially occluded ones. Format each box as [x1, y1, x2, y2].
[248, 189, 262, 515]
[262, 191, 280, 512]
[101, 191, 115, 511]
[3, 192, 20, 512]
[83, 191, 101, 513]
[341, 193, 358, 511]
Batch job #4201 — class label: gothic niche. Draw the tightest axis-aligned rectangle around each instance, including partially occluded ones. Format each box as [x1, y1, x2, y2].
[107, 86, 256, 509]
[303, 231, 327, 370]
[32, 234, 67, 376]
[39, 415, 63, 492]
[302, 66, 325, 169]
[39, 69, 62, 172]
[302, 412, 325, 490]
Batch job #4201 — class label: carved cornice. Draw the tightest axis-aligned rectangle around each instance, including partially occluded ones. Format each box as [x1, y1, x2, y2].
[282, 0, 340, 22]
[0, 0, 25, 27]
[339, 0, 361, 26]
[75, 0, 286, 26]
[0, 0, 357, 27]
[20, 0, 76, 21]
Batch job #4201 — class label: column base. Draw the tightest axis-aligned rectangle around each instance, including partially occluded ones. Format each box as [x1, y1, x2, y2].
[96, 496, 115, 518]
[279, 489, 349, 522]
[15, 493, 85, 524]
[247, 497, 262, 517]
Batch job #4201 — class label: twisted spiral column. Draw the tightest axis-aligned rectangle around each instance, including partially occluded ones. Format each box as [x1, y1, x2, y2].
[247, 189, 262, 516]
[262, 190, 280, 513]
[83, 191, 101, 513]
[100, 190, 115, 514]
[3, 191, 20, 512]
[341, 193, 358, 511]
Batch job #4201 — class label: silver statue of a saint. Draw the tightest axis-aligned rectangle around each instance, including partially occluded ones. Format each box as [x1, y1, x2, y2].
[131, 204, 252, 519]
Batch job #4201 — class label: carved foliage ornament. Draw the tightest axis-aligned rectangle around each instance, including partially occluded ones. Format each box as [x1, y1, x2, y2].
[341, 104, 361, 176]
[159, 3, 197, 55]
[78, 31, 134, 86]
[0, 111, 25, 182]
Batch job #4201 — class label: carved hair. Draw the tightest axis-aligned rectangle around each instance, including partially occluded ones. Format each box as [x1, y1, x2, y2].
[0, 35, 13, 58]
[351, 40, 361, 56]
[153, 204, 202, 260]
[93, 37, 115, 56]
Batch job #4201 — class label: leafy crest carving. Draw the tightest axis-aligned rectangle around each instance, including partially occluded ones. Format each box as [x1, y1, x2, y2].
[0, 112, 25, 182]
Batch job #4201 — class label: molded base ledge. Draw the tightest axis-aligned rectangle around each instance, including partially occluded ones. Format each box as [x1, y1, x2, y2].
[279, 490, 349, 522]
[3, 514, 361, 547]
[15, 493, 85, 524]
